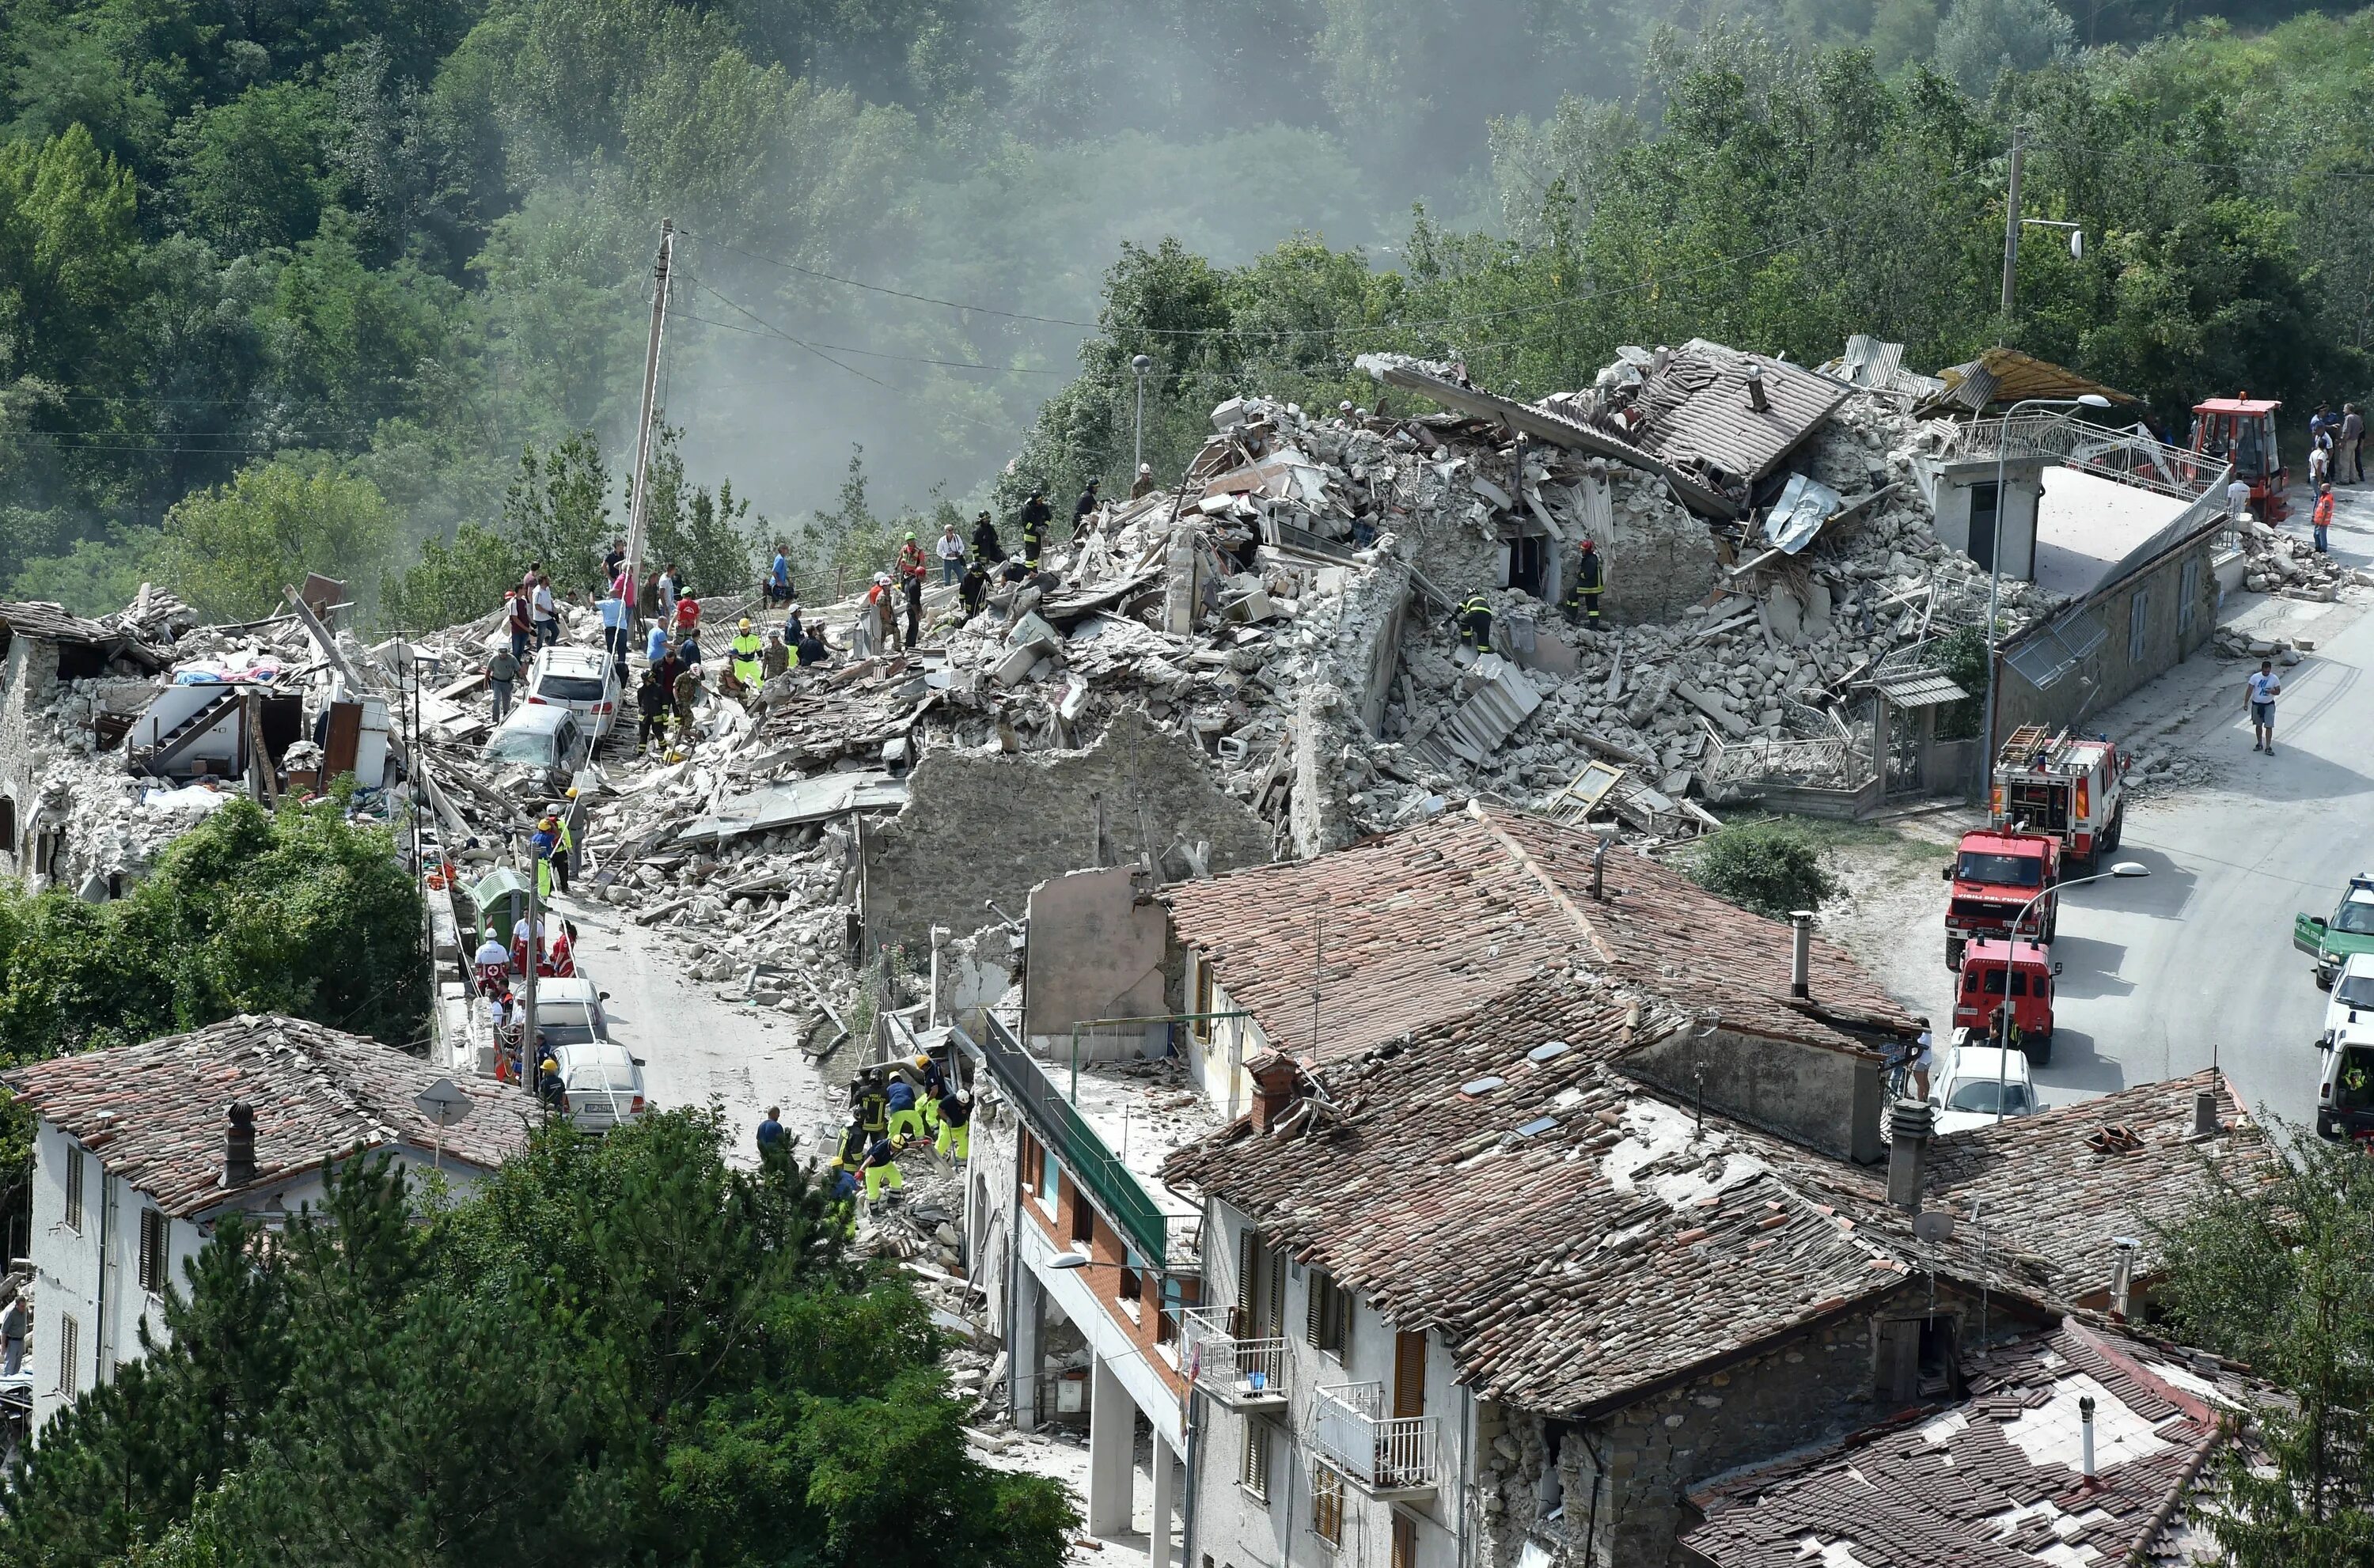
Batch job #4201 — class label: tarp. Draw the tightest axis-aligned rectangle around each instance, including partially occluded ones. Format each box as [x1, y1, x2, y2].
[1764, 473, 1844, 555]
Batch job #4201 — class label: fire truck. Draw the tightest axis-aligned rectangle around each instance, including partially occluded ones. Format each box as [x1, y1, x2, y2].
[1989, 725, 2129, 870]
[1943, 828, 2059, 970]
[2191, 393, 2286, 522]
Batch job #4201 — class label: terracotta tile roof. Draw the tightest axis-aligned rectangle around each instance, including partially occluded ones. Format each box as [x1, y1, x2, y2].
[1682, 1320, 2255, 1567]
[1161, 804, 1912, 1066]
[0, 600, 119, 645]
[1920, 1069, 2271, 1305]
[1166, 983, 2046, 1418]
[4, 1015, 531, 1217]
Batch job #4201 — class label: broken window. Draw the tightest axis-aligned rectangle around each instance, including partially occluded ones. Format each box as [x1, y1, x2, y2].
[2128, 586, 2150, 664]
[1069, 1187, 1095, 1246]
[1967, 482, 2000, 572]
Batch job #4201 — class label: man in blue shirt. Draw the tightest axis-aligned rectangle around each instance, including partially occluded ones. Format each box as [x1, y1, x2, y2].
[769, 546, 792, 607]
[756, 1105, 786, 1157]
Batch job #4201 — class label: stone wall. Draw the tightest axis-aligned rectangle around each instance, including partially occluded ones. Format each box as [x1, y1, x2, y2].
[1994, 521, 2222, 744]
[1618, 1027, 1884, 1165]
[861, 708, 1270, 956]
[1598, 470, 1724, 625]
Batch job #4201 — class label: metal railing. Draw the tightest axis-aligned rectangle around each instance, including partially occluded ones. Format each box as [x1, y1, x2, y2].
[1937, 414, 2224, 502]
[1701, 717, 1875, 792]
[979, 1012, 1172, 1268]
[1313, 1381, 1442, 1493]
[1179, 1307, 1287, 1403]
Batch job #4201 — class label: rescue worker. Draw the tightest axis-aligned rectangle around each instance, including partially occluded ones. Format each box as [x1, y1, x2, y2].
[538, 1050, 565, 1112]
[730, 617, 764, 696]
[972, 509, 1006, 565]
[531, 812, 562, 900]
[1456, 593, 1494, 653]
[783, 604, 805, 646]
[933, 1090, 973, 1161]
[863, 573, 899, 653]
[1130, 461, 1156, 500]
[762, 629, 791, 680]
[859, 1134, 905, 1203]
[671, 659, 702, 741]
[1993, 1002, 2023, 1058]
[549, 919, 577, 979]
[635, 667, 669, 756]
[1564, 538, 1605, 625]
[472, 931, 510, 995]
[885, 1072, 925, 1141]
[958, 557, 992, 616]
[552, 793, 576, 894]
[912, 1051, 947, 1134]
[1072, 477, 1101, 534]
[852, 1069, 890, 1142]
[895, 531, 929, 586]
[1019, 486, 1052, 566]
[825, 1118, 866, 1200]
[794, 625, 830, 667]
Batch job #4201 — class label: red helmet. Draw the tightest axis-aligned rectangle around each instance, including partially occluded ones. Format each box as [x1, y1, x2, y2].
[1580, 538, 1598, 551]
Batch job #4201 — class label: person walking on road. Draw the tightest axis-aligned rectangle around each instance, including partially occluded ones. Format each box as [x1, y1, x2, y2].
[2342, 403, 2365, 485]
[2313, 481, 2335, 554]
[2249, 657, 2282, 756]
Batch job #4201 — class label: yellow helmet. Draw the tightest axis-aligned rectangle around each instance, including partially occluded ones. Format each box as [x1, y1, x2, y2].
[565, 786, 579, 797]
[738, 618, 752, 631]
[911, 1053, 930, 1073]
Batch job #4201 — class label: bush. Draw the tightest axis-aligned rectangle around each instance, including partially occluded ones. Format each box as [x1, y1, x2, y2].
[1686, 823, 1837, 922]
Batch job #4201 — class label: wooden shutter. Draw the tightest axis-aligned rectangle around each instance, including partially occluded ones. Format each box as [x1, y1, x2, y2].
[1234, 1225, 1255, 1337]
[138, 1209, 165, 1294]
[1390, 1513, 1416, 1568]
[1265, 1245, 1284, 1341]
[55, 1315, 77, 1396]
[63, 1150, 83, 1233]
[1306, 1267, 1325, 1345]
[1394, 1331, 1427, 1418]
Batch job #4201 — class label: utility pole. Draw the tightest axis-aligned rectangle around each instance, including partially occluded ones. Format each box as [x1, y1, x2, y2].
[1999, 127, 2023, 339]
[521, 839, 540, 1115]
[624, 220, 677, 617]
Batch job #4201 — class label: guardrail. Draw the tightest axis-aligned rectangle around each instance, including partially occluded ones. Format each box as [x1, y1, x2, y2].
[1313, 1381, 1442, 1495]
[979, 1012, 1172, 1268]
[1179, 1307, 1287, 1407]
[1937, 414, 2224, 502]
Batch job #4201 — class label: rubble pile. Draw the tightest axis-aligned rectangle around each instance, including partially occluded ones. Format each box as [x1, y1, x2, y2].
[2232, 517, 2368, 600]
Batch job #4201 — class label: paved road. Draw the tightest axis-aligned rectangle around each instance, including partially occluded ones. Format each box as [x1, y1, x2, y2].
[1885, 484, 2374, 1130]
[552, 887, 842, 1163]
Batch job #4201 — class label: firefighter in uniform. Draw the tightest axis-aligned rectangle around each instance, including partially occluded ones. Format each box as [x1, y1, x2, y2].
[1456, 594, 1493, 653]
[1563, 538, 1605, 625]
[1018, 487, 1052, 566]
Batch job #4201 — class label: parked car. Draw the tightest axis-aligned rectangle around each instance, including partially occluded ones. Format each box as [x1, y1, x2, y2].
[534, 976, 610, 1048]
[2292, 873, 2374, 989]
[2316, 1020, 2374, 1143]
[2320, 952, 2374, 1043]
[1930, 1035, 2037, 1134]
[551, 1039, 647, 1131]
[526, 645, 622, 739]
[482, 703, 588, 783]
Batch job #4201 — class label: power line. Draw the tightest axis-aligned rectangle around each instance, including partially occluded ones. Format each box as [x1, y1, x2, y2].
[671, 297, 1073, 376]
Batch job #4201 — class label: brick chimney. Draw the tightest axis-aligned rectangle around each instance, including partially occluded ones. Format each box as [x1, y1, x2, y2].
[1887, 1098, 1932, 1213]
[223, 1101, 257, 1188]
[1245, 1051, 1298, 1132]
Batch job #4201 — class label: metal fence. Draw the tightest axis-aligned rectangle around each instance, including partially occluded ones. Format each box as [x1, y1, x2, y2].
[1179, 1306, 1287, 1402]
[978, 1013, 1172, 1267]
[1936, 414, 2224, 502]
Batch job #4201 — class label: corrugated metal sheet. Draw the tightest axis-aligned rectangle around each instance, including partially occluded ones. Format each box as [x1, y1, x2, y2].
[1629, 341, 1851, 483]
[2004, 607, 2108, 691]
[1872, 668, 1969, 708]
[1924, 347, 2134, 415]
[1439, 655, 1542, 761]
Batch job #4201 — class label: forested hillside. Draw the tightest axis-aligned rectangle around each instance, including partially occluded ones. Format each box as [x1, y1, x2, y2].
[0, 0, 2368, 622]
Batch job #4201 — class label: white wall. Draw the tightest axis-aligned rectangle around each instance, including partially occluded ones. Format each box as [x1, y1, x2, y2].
[1182, 966, 1270, 1122]
[1190, 1201, 1473, 1568]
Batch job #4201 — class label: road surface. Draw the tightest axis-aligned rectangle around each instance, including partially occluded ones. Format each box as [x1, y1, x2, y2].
[1864, 483, 2374, 1131]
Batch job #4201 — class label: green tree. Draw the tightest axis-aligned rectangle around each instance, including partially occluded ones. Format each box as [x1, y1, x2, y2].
[164, 83, 340, 254]
[1934, 0, 2075, 95]
[156, 455, 396, 622]
[2156, 1131, 2374, 1561]
[0, 122, 142, 383]
[500, 428, 613, 593]
[0, 1112, 1078, 1567]
[1685, 823, 1839, 921]
[379, 518, 520, 631]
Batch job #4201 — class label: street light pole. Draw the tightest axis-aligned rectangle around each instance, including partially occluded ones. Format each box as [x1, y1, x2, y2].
[1985, 862, 2149, 1120]
[1132, 354, 1153, 480]
[1977, 392, 2114, 805]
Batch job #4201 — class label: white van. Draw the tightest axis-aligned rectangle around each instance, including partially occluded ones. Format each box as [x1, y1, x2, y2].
[2316, 1020, 2374, 1143]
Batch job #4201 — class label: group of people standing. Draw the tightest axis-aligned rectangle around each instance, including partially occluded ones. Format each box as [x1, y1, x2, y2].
[806, 1056, 975, 1203]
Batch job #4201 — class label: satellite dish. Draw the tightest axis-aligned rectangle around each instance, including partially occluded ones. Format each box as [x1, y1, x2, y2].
[414, 1076, 475, 1129]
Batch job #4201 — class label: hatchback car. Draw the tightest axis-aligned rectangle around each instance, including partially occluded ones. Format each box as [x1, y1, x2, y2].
[482, 703, 587, 782]
[534, 976, 610, 1048]
[1930, 1036, 2038, 1134]
[551, 1040, 647, 1131]
[527, 645, 622, 739]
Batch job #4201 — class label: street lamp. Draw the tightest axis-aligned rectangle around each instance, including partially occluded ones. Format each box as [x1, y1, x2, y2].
[1131, 354, 1154, 480]
[1980, 861, 2149, 1121]
[1977, 392, 2117, 792]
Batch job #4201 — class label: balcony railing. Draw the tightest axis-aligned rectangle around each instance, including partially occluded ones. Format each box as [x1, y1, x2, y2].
[1936, 413, 2228, 502]
[976, 1013, 1172, 1268]
[1179, 1307, 1288, 1411]
[1314, 1381, 1443, 1498]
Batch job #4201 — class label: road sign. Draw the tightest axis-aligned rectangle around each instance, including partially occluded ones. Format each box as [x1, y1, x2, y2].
[415, 1077, 475, 1128]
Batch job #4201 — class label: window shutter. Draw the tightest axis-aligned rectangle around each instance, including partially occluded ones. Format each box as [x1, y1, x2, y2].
[55, 1315, 78, 1396]
[1234, 1225, 1255, 1336]
[1306, 1268, 1324, 1345]
[1266, 1245, 1284, 1343]
[1394, 1330, 1427, 1418]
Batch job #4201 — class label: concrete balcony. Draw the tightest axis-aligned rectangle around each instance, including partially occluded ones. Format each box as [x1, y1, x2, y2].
[1179, 1307, 1287, 1412]
[1314, 1381, 1443, 1499]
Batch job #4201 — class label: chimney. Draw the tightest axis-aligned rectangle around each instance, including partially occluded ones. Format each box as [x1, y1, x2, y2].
[2193, 1087, 2220, 1137]
[1245, 1052, 1296, 1132]
[2110, 1236, 2139, 1319]
[1591, 831, 1611, 902]
[2078, 1394, 2097, 1480]
[1744, 362, 1769, 413]
[1789, 911, 1813, 999]
[222, 1101, 257, 1188]
[1887, 1098, 1932, 1213]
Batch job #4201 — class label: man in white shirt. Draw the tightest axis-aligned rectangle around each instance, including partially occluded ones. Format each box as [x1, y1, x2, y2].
[2247, 657, 2281, 755]
[531, 576, 559, 647]
[2226, 476, 2253, 521]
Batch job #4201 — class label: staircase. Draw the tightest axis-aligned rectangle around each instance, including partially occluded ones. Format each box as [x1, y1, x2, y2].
[133, 688, 239, 777]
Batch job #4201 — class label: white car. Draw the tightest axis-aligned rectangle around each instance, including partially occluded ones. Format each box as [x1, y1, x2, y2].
[526, 645, 622, 739]
[2320, 953, 2374, 1042]
[533, 976, 611, 1048]
[550, 1039, 647, 1131]
[1931, 1036, 2037, 1134]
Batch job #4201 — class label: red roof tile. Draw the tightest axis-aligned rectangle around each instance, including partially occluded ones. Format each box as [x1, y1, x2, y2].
[1162, 804, 1912, 1066]
[4, 1015, 532, 1216]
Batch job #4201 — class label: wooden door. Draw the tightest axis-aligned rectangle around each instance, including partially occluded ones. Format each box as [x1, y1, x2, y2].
[1394, 1330, 1426, 1418]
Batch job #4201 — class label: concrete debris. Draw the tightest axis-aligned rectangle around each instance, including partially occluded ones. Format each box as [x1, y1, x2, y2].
[2229, 517, 2363, 600]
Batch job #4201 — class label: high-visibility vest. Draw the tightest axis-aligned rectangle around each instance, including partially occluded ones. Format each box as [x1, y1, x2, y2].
[731, 633, 763, 684]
